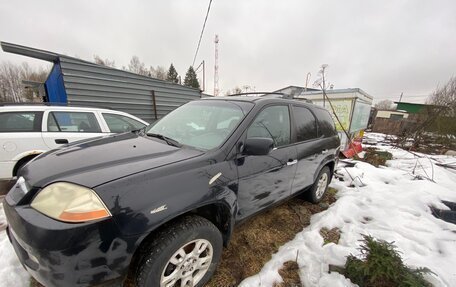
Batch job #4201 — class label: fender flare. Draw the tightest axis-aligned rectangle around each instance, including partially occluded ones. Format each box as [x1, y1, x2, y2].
[313, 157, 336, 183]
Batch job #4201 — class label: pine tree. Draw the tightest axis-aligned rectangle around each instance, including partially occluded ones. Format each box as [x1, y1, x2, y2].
[167, 64, 179, 83]
[183, 66, 200, 89]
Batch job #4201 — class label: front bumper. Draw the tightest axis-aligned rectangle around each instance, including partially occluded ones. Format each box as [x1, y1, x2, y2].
[3, 187, 140, 287]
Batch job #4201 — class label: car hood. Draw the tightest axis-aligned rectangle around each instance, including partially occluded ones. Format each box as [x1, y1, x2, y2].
[20, 132, 204, 188]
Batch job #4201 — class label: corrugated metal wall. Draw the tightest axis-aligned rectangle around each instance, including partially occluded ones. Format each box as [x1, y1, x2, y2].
[59, 57, 201, 123]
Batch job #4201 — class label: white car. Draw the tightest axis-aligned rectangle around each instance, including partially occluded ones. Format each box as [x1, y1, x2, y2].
[0, 105, 148, 180]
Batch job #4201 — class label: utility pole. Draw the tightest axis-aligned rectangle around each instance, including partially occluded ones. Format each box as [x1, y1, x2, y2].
[214, 34, 219, 96]
[399, 92, 403, 102]
[305, 72, 311, 92]
[195, 60, 205, 92]
[321, 65, 327, 107]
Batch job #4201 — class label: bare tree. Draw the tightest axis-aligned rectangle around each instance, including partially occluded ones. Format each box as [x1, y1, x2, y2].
[93, 55, 116, 68]
[0, 62, 23, 102]
[313, 64, 331, 90]
[242, 85, 252, 93]
[396, 77, 456, 151]
[427, 76, 456, 117]
[127, 56, 148, 76]
[150, 65, 167, 80]
[375, 99, 395, 110]
[0, 62, 48, 102]
[425, 77, 456, 146]
[224, 86, 243, 96]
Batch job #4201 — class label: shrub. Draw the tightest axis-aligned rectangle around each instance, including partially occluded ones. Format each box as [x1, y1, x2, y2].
[344, 235, 432, 287]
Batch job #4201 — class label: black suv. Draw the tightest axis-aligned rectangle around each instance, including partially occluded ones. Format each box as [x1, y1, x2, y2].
[4, 96, 340, 287]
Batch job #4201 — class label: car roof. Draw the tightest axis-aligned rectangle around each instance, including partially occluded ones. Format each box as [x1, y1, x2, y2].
[0, 104, 149, 124]
[2, 104, 119, 112]
[200, 96, 326, 111]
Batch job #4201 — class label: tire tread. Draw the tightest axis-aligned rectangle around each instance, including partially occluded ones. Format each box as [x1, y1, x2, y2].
[135, 215, 220, 287]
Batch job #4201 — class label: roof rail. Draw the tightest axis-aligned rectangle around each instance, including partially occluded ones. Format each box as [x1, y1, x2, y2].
[226, 92, 288, 97]
[0, 102, 64, 106]
[0, 102, 115, 110]
[225, 92, 312, 103]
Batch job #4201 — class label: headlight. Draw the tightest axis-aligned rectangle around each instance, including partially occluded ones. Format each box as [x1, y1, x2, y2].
[31, 182, 111, 223]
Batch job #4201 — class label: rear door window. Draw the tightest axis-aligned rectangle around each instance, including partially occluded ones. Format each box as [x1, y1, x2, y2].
[0, 112, 43, 132]
[293, 106, 317, 142]
[102, 113, 146, 133]
[47, 111, 101, 133]
[313, 108, 337, 137]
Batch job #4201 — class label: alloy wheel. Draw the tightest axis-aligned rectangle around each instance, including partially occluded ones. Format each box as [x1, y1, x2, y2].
[160, 239, 213, 287]
[316, 173, 328, 199]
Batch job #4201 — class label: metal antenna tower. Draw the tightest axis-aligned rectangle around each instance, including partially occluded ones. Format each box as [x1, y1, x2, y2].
[214, 34, 219, 96]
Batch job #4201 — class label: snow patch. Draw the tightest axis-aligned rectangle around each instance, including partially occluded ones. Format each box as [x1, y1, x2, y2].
[0, 203, 30, 287]
[241, 134, 456, 287]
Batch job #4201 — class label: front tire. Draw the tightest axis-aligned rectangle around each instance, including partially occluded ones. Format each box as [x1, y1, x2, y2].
[135, 215, 223, 287]
[309, 166, 331, 203]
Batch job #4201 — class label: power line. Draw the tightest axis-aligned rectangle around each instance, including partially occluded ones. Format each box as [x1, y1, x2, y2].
[192, 0, 213, 67]
[214, 35, 219, 96]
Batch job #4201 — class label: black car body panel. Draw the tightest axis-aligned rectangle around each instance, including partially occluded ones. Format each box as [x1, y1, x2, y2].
[21, 132, 204, 188]
[4, 187, 137, 286]
[4, 97, 340, 287]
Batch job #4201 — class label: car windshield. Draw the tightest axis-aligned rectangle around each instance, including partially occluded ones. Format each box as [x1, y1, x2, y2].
[146, 100, 248, 150]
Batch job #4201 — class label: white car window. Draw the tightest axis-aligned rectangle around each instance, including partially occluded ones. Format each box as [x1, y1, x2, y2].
[0, 112, 43, 132]
[47, 111, 101, 133]
[102, 113, 146, 133]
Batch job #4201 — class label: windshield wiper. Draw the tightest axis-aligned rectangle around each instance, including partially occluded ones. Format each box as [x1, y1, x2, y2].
[146, 133, 182, 147]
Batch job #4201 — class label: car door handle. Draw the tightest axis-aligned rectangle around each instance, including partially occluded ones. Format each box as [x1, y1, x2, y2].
[55, 139, 69, 144]
[287, 159, 298, 166]
[321, 149, 328, 154]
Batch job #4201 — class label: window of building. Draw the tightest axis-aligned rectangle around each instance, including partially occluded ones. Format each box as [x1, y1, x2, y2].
[390, 114, 404, 121]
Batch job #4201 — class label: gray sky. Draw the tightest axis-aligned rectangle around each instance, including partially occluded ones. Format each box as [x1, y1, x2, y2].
[1, 0, 455, 103]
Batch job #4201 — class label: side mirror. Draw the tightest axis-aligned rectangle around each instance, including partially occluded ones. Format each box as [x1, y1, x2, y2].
[243, 137, 274, 156]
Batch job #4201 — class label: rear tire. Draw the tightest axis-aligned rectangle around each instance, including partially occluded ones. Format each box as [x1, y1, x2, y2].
[308, 166, 331, 203]
[135, 215, 223, 287]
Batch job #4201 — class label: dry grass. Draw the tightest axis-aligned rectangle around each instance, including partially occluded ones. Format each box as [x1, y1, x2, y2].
[0, 180, 14, 195]
[30, 188, 338, 287]
[319, 227, 341, 245]
[275, 261, 301, 287]
[361, 148, 393, 167]
[29, 279, 40, 287]
[205, 188, 337, 287]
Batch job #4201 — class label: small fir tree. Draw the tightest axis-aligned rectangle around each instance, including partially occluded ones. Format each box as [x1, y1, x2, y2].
[183, 66, 200, 89]
[167, 64, 179, 83]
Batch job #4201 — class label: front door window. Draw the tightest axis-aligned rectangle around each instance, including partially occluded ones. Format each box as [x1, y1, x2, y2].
[247, 105, 291, 148]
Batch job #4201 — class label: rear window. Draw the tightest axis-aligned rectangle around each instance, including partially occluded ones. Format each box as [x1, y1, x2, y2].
[0, 111, 43, 132]
[313, 108, 337, 137]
